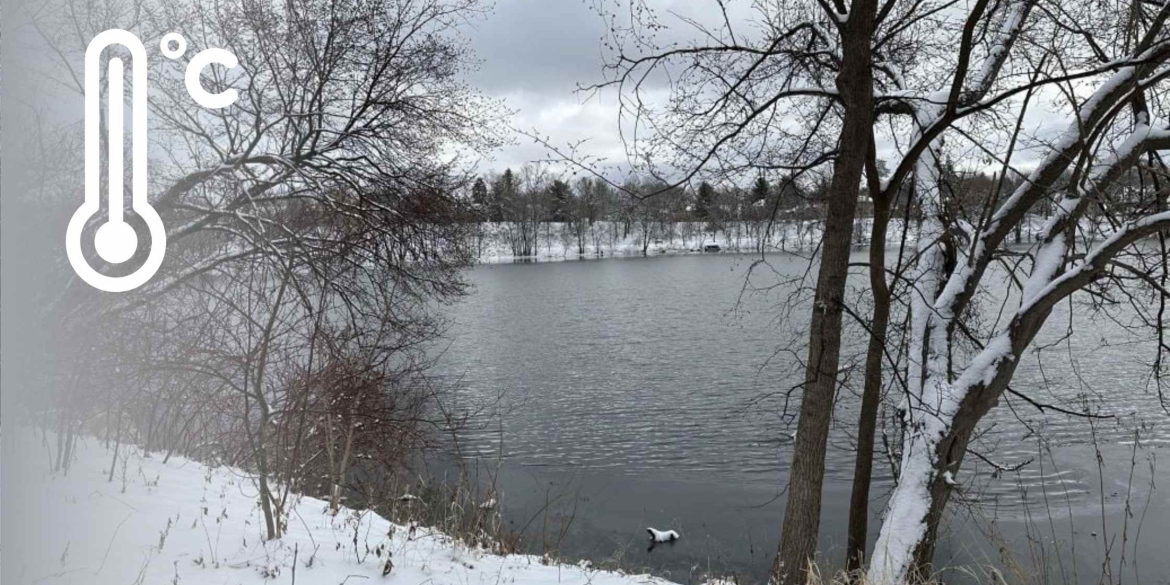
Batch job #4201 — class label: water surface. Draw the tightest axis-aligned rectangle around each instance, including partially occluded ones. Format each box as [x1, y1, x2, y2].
[436, 252, 1170, 583]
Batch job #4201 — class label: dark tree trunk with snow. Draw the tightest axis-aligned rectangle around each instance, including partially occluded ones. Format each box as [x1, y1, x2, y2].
[570, 1, 1170, 582]
[773, 3, 878, 581]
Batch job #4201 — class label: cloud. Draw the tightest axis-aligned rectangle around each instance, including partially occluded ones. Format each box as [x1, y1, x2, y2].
[467, 0, 610, 94]
[466, 0, 744, 177]
[467, 1, 1093, 183]
[478, 88, 630, 175]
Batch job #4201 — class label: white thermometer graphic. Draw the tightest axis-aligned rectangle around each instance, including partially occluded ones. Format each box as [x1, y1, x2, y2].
[67, 29, 238, 292]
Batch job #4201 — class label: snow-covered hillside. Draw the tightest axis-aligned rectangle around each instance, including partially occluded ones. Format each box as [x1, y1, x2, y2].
[2, 431, 681, 585]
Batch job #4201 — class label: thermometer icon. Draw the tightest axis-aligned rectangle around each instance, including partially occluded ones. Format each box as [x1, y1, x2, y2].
[66, 29, 237, 292]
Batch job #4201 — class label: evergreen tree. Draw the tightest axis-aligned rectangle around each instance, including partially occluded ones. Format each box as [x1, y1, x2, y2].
[489, 169, 517, 222]
[695, 181, 716, 221]
[471, 177, 488, 210]
[751, 176, 770, 204]
[548, 179, 572, 222]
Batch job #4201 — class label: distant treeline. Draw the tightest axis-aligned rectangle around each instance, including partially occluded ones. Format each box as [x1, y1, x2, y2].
[460, 162, 1142, 257]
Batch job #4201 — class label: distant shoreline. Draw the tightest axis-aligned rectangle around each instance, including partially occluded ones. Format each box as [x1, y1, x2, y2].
[471, 217, 1057, 265]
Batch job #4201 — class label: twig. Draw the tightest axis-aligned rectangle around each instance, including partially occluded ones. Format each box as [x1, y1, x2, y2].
[95, 514, 132, 576]
[1005, 386, 1116, 419]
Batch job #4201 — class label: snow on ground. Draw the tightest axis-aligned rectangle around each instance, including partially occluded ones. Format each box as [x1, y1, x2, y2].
[2, 430, 680, 585]
[471, 221, 837, 264]
[470, 218, 1054, 264]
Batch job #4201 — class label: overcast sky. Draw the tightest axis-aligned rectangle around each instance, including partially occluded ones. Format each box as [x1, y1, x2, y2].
[464, 0, 628, 173]
[464, 0, 1081, 180]
[464, 0, 758, 176]
[4, 0, 1083, 182]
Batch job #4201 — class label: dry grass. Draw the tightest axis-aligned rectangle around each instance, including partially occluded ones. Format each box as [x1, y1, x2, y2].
[802, 563, 1008, 585]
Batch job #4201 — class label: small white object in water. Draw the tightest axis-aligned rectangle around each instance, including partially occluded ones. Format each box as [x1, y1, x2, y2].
[647, 527, 680, 542]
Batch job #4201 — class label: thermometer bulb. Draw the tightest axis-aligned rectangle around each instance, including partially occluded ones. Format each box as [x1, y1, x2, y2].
[95, 221, 137, 264]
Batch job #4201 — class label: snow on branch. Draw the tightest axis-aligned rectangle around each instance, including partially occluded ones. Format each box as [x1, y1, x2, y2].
[965, 0, 1033, 96]
[1019, 118, 1170, 304]
[985, 42, 1170, 235]
[877, 0, 1034, 196]
[1018, 211, 1170, 317]
[924, 43, 1170, 324]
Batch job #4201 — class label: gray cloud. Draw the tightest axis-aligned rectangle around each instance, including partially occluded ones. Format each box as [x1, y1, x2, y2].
[467, 0, 1081, 181]
[466, 0, 740, 175]
[467, 0, 610, 94]
[466, 0, 630, 174]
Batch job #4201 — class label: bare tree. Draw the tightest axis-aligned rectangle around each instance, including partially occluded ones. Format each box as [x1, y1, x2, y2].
[29, 0, 500, 540]
[588, 1, 882, 579]
[867, 3, 1170, 580]
[589, 0, 1170, 582]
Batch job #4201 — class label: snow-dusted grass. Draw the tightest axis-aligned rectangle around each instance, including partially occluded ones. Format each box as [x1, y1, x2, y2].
[2, 430, 681, 585]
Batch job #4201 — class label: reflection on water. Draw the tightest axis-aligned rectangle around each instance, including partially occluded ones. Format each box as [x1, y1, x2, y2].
[435, 252, 1169, 582]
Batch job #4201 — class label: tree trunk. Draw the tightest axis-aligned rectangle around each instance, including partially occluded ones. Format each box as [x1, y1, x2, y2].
[330, 420, 356, 514]
[255, 416, 279, 539]
[250, 267, 292, 540]
[108, 408, 123, 483]
[846, 143, 893, 576]
[867, 379, 995, 583]
[772, 6, 877, 582]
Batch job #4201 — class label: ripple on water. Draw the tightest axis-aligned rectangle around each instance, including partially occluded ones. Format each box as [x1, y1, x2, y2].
[438, 255, 1170, 513]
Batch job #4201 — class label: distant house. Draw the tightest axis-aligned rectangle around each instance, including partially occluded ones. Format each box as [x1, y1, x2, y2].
[856, 194, 874, 217]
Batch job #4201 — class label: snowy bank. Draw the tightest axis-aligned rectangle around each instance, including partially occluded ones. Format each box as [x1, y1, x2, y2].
[2, 430, 683, 585]
[471, 220, 837, 264]
[469, 218, 1055, 264]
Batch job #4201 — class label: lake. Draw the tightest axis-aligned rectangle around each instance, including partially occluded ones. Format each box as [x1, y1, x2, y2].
[436, 251, 1170, 584]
